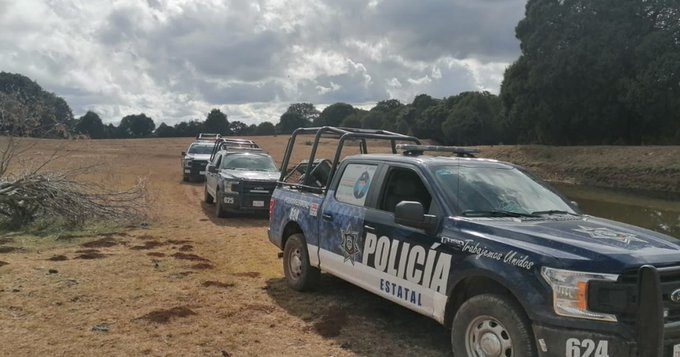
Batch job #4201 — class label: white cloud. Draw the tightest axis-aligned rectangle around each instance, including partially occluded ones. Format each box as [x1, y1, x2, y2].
[0, 0, 525, 125]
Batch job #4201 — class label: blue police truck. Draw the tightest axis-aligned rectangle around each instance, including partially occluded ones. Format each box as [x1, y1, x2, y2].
[268, 127, 680, 357]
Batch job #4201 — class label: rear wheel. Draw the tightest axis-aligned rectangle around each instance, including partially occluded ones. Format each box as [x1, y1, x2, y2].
[215, 189, 228, 218]
[204, 186, 214, 204]
[452, 294, 536, 357]
[283, 233, 319, 291]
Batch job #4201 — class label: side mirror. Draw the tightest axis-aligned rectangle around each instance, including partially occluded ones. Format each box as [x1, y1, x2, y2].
[395, 201, 437, 232]
[208, 165, 218, 174]
[181, 151, 186, 156]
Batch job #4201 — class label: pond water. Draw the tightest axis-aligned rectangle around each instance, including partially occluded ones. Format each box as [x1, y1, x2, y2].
[553, 183, 680, 239]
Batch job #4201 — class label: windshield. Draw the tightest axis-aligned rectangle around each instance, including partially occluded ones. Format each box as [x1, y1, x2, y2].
[221, 154, 277, 172]
[433, 164, 577, 217]
[188, 144, 213, 155]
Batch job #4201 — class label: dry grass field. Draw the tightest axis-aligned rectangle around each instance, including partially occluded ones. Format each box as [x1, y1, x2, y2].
[0, 136, 678, 356]
[0, 136, 449, 357]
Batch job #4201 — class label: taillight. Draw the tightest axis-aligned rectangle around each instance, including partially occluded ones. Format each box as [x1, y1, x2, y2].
[269, 198, 276, 219]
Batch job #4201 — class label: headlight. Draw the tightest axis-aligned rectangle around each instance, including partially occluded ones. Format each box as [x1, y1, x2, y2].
[223, 180, 237, 192]
[184, 159, 192, 167]
[541, 267, 619, 322]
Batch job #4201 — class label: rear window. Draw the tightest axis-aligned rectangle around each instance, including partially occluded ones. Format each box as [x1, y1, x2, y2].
[188, 144, 213, 154]
[220, 154, 277, 172]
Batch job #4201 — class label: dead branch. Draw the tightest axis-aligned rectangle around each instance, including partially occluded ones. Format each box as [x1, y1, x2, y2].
[0, 170, 149, 227]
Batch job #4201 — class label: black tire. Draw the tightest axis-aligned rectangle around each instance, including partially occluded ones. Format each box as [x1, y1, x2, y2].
[204, 186, 214, 204]
[215, 189, 228, 218]
[182, 174, 190, 182]
[452, 294, 536, 357]
[283, 233, 320, 291]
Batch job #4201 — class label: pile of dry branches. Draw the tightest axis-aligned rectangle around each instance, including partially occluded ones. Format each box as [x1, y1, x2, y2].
[0, 168, 148, 227]
[0, 98, 149, 229]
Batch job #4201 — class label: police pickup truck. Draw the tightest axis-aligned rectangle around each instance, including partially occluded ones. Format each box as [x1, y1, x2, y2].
[268, 127, 680, 357]
[204, 138, 278, 217]
[181, 135, 221, 181]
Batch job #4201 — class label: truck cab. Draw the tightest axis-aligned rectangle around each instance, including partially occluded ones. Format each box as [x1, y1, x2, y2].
[268, 127, 680, 357]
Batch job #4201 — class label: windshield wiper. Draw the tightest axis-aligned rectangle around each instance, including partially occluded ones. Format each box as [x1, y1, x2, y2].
[462, 210, 538, 218]
[531, 210, 579, 216]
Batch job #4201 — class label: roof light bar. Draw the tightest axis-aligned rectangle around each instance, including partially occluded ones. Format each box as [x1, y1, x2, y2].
[396, 144, 480, 157]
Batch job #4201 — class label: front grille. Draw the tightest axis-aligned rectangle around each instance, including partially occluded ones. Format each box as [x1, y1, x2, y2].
[236, 181, 277, 195]
[617, 266, 680, 325]
[191, 160, 208, 169]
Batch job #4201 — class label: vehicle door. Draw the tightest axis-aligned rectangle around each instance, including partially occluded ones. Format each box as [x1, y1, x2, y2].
[206, 152, 222, 197]
[360, 164, 449, 319]
[317, 160, 383, 281]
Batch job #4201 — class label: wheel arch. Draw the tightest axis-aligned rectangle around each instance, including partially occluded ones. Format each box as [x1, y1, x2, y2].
[281, 220, 304, 250]
[443, 272, 531, 328]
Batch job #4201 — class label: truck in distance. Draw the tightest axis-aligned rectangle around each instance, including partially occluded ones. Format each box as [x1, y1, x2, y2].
[268, 126, 680, 357]
[181, 138, 219, 182]
[204, 139, 278, 217]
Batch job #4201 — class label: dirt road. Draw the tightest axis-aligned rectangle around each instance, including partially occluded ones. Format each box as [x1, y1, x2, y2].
[0, 137, 450, 356]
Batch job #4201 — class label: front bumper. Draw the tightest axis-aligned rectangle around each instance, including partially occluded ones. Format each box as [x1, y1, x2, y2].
[183, 167, 206, 178]
[534, 323, 635, 356]
[218, 192, 270, 213]
[183, 159, 208, 178]
[535, 265, 680, 357]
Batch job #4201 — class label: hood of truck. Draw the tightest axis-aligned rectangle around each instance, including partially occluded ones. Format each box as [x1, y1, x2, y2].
[185, 154, 211, 161]
[220, 170, 279, 181]
[454, 215, 680, 270]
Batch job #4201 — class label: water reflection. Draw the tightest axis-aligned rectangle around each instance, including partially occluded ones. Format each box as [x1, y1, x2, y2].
[553, 184, 680, 239]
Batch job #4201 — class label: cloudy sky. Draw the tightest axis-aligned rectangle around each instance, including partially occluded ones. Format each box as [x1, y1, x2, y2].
[0, 0, 526, 125]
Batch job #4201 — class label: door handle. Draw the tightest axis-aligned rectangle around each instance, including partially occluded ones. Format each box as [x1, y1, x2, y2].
[322, 213, 334, 221]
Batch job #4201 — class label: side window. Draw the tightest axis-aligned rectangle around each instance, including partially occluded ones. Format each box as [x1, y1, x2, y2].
[335, 163, 377, 206]
[379, 167, 435, 214]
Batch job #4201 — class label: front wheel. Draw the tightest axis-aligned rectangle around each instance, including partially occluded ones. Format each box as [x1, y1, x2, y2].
[215, 189, 228, 218]
[283, 233, 319, 291]
[204, 186, 214, 204]
[452, 294, 536, 357]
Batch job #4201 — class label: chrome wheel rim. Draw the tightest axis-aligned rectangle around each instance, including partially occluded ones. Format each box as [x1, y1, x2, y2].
[465, 315, 512, 357]
[289, 248, 303, 279]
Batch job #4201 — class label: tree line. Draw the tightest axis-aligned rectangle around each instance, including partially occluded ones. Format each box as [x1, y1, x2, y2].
[73, 109, 277, 139]
[274, 94, 506, 146]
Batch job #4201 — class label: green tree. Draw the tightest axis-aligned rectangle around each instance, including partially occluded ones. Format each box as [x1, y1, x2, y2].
[315, 103, 355, 126]
[441, 92, 504, 145]
[173, 120, 204, 137]
[276, 103, 318, 134]
[155, 122, 176, 137]
[359, 99, 403, 130]
[0, 72, 74, 137]
[255, 121, 276, 135]
[204, 109, 229, 134]
[75, 111, 106, 139]
[119, 113, 155, 138]
[501, 0, 680, 144]
[228, 121, 248, 136]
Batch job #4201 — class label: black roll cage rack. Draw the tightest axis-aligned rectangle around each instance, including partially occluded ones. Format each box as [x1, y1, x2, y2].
[278, 126, 421, 193]
[209, 138, 262, 161]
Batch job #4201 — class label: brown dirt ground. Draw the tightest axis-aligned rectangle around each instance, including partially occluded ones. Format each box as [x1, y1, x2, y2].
[0, 137, 450, 356]
[0, 136, 677, 356]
